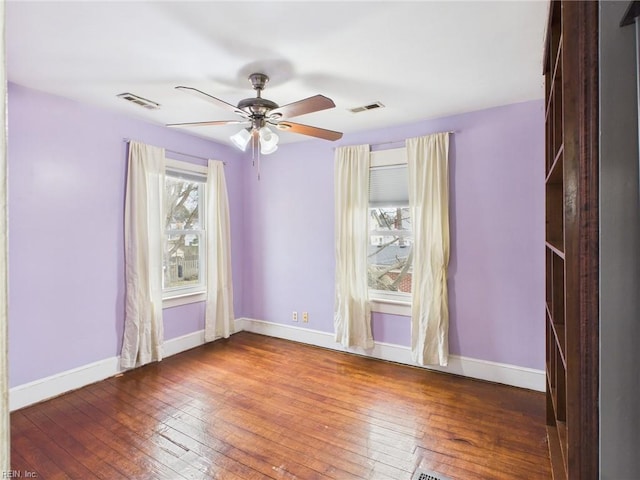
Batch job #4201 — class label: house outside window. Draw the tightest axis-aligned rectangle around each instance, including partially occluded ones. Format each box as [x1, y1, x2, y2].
[163, 160, 207, 302]
[368, 148, 412, 314]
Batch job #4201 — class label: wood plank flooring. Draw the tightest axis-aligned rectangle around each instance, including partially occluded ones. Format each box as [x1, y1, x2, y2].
[10, 332, 552, 479]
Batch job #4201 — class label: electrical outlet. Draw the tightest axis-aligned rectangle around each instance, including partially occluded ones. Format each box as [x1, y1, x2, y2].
[302, 312, 309, 323]
[292, 311, 298, 322]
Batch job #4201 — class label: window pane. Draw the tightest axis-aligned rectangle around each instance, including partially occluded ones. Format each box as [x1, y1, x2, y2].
[368, 207, 412, 294]
[370, 207, 411, 232]
[163, 233, 202, 289]
[165, 176, 200, 230]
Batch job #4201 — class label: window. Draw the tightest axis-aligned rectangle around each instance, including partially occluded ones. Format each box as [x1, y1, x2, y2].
[163, 160, 207, 300]
[368, 148, 412, 307]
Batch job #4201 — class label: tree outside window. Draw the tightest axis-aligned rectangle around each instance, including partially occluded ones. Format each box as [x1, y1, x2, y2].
[163, 174, 205, 295]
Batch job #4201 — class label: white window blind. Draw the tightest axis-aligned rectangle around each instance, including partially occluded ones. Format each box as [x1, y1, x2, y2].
[369, 164, 409, 207]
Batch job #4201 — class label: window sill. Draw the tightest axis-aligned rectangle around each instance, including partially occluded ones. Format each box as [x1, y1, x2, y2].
[163, 291, 206, 308]
[370, 297, 411, 316]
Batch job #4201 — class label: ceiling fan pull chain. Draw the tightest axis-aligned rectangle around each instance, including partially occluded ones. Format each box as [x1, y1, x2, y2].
[257, 146, 261, 181]
[251, 135, 256, 167]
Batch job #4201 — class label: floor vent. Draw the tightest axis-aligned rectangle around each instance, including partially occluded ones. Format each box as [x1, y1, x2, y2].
[348, 101, 385, 113]
[411, 468, 451, 480]
[117, 92, 160, 110]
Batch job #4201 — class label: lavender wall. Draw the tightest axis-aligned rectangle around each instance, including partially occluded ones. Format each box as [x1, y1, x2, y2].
[8, 83, 246, 387]
[8, 83, 544, 388]
[244, 100, 545, 370]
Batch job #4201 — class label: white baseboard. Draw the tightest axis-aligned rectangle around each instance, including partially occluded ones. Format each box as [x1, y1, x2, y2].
[236, 317, 546, 392]
[163, 329, 206, 357]
[10, 356, 122, 412]
[10, 318, 544, 411]
[10, 329, 207, 411]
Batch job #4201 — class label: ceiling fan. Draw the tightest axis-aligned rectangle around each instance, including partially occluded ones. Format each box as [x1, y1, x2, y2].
[168, 73, 343, 155]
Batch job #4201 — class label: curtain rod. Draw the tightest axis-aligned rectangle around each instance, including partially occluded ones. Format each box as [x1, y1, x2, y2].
[333, 131, 456, 150]
[122, 138, 225, 165]
[368, 131, 456, 148]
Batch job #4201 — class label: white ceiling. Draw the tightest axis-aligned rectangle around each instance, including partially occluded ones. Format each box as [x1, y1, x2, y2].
[6, 0, 549, 147]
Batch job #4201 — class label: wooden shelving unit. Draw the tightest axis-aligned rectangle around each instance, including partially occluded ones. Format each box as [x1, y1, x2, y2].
[543, 2, 599, 479]
[544, 4, 567, 477]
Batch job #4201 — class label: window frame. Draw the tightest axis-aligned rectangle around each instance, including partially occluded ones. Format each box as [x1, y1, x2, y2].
[368, 148, 412, 316]
[162, 159, 208, 307]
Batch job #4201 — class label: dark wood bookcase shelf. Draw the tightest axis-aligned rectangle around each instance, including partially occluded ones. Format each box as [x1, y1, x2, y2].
[543, 2, 599, 479]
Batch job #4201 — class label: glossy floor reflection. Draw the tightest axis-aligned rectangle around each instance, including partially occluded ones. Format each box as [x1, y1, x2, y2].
[11, 332, 551, 479]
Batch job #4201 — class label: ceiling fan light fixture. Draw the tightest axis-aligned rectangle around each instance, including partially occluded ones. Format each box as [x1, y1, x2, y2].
[230, 128, 252, 151]
[258, 126, 279, 155]
[259, 126, 277, 143]
[260, 142, 278, 155]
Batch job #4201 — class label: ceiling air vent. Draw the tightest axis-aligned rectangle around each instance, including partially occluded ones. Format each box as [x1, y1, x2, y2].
[117, 92, 160, 110]
[348, 101, 385, 113]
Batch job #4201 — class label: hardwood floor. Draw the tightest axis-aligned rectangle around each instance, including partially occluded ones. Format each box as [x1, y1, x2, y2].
[10, 332, 552, 479]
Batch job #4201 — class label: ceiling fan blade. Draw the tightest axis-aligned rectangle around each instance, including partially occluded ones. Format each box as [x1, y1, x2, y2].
[175, 86, 248, 117]
[269, 95, 336, 119]
[275, 121, 343, 141]
[166, 120, 249, 127]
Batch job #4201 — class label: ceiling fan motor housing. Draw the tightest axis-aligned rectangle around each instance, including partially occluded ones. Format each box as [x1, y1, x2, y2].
[237, 97, 278, 117]
[238, 73, 280, 123]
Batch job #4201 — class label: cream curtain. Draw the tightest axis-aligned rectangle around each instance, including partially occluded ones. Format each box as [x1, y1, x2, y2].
[120, 141, 165, 369]
[0, 0, 10, 468]
[204, 160, 234, 341]
[334, 145, 373, 349]
[407, 133, 450, 366]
